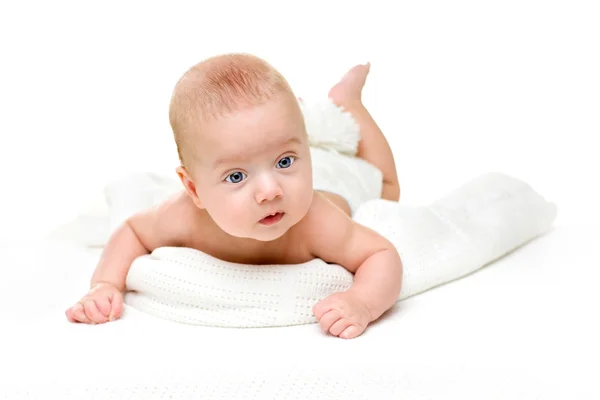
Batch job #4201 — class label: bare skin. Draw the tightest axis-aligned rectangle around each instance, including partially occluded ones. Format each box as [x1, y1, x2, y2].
[66, 63, 403, 339]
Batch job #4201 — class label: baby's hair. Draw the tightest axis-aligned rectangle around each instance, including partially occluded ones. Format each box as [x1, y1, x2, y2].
[169, 53, 294, 166]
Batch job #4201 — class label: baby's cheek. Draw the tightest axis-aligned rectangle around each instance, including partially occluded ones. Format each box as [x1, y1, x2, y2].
[211, 206, 247, 237]
[288, 174, 313, 211]
[203, 190, 231, 217]
[219, 191, 251, 223]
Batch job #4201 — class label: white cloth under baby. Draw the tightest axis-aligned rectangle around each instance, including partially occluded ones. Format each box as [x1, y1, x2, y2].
[122, 172, 557, 328]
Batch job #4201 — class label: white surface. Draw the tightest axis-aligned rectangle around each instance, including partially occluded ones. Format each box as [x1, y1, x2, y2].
[1, 224, 598, 398]
[0, 1, 599, 240]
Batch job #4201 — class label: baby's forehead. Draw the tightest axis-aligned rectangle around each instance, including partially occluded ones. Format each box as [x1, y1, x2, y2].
[196, 101, 305, 167]
[206, 95, 303, 137]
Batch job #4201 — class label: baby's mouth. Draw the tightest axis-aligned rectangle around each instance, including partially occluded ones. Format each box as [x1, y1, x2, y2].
[259, 212, 285, 226]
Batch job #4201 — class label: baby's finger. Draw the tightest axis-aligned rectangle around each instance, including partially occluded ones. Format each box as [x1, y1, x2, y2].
[109, 291, 124, 321]
[340, 325, 364, 340]
[95, 296, 111, 317]
[312, 299, 333, 320]
[71, 303, 90, 323]
[83, 300, 106, 324]
[318, 309, 341, 333]
[65, 307, 75, 322]
[329, 318, 351, 337]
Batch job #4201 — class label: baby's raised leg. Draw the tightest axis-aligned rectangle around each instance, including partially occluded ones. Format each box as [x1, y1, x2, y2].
[328, 63, 400, 201]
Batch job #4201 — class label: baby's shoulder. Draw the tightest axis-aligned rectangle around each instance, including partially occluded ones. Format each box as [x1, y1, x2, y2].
[304, 191, 352, 222]
[130, 190, 203, 250]
[295, 192, 355, 242]
[161, 189, 202, 220]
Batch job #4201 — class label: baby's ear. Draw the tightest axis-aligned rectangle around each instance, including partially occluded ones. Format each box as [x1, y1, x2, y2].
[176, 166, 204, 209]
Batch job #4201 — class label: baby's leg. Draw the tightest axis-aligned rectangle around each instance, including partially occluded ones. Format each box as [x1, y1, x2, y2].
[328, 63, 400, 201]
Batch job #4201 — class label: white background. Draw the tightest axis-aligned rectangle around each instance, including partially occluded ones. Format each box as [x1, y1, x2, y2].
[0, 0, 598, 240]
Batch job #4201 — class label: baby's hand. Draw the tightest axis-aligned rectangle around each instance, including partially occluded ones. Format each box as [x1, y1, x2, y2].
[65, 282, 124, 324]
[312, 291, 372, 339]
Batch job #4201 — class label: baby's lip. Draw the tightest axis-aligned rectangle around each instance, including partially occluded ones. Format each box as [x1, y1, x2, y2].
[259, 210, 284, 220]
[258, 211, 285, 225]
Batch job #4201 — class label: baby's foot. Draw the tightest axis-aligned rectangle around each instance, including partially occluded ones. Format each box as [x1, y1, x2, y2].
[328, 63, 371, 107]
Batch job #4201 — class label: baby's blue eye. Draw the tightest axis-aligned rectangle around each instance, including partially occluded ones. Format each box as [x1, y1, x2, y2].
[277, 156, 295, 169]
[225, 171, 247, 183]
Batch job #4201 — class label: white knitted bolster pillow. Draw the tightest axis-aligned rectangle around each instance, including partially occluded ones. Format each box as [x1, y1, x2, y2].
[124, 172, 557, 328]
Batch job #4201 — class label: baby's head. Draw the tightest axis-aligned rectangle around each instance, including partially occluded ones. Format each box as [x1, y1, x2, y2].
[169, 53, 313, 241]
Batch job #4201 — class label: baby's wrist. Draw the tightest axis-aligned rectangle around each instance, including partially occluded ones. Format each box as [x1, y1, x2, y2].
[348, 279, 400, 322]
[346, 287, 378, 322]
[90, 280, 122, 292]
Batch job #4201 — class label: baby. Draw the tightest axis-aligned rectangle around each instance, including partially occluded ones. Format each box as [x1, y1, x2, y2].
[65, 53, 403, 339]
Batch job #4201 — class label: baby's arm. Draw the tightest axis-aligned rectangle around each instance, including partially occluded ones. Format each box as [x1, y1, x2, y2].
[306, 193, 403, 338]
[66, 191, 193, 324]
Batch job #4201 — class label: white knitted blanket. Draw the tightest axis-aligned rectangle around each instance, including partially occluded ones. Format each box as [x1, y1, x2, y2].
[122, 171, 557, 327]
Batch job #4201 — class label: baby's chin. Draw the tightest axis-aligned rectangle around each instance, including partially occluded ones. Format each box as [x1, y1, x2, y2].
[249, 220, 294, 242]
[222, 216, 295, 242]
[226, 227, 289, 242]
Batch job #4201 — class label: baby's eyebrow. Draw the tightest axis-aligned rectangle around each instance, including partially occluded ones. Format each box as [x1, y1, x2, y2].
[213, 137, 301, 168]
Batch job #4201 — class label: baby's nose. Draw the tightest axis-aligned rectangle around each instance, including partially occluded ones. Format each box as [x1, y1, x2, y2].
[255, 175, 283, 203]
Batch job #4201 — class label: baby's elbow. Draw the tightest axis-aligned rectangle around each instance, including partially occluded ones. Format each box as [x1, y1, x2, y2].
[384, 244, 403, 278]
